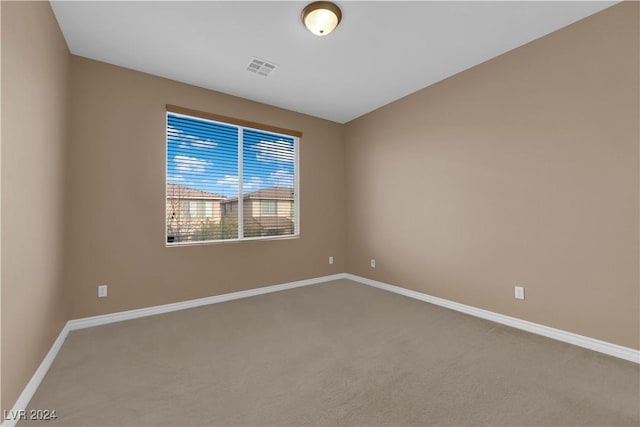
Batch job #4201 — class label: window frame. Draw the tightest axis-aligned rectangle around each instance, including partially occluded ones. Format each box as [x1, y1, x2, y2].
[165, 106, 301, 246]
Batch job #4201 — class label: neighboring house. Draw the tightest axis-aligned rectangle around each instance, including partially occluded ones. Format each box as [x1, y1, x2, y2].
[166, 184, 225, 242]
[221, 186, 295, 237]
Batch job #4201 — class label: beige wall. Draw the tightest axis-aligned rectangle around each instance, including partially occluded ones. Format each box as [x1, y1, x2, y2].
[345, 2, 639, 349]
[1, 1, 70, 412]
[276, 200, 293, 218]
[65, 56, 346, 319]
[247, 199, 257, 219]
[213, 200, 221, 222]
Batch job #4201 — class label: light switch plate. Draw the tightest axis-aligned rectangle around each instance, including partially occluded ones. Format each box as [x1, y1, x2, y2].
[98, 284, 108, 298]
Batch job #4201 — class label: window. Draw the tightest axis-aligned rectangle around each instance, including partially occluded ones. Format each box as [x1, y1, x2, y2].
[260, 200, 277, 216]
[190, 201, 199, 217]
[166, 105, 300, 245]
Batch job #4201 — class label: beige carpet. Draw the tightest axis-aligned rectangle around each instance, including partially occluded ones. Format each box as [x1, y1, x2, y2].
[22, 279, 639, 426]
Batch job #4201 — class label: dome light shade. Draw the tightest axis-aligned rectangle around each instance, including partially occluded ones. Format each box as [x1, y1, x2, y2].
[302, 2, 342, 36]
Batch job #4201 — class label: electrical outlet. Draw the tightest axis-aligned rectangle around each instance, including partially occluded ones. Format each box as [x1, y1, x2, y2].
[370, 259, 376, 268]
[514, 286, 525, 300]
[329, 256, 334, 265]
[98, 284, 108, 298]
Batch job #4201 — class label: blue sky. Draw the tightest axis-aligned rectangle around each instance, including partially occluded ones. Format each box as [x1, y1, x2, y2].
[167, 113, 295, 197]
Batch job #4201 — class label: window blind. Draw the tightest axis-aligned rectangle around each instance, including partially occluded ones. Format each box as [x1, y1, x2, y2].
[166, 110, 299, 245]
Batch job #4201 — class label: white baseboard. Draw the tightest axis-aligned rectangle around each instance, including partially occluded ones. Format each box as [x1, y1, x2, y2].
[1, 325, 70, 427]
[67, 273, 346, 331]
[344, 273, 640, 364]
[1, 273, 344, 427]
[4, 272, 638, 427]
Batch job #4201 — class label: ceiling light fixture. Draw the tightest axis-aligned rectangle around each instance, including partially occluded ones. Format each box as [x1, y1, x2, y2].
[302, 1, 342, 36]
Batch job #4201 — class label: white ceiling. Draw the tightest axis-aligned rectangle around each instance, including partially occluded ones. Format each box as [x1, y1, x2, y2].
[50, 1, 617, 123]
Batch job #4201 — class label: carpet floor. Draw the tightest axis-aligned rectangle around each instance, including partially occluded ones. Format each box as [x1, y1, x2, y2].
[22, 279, 639, 426]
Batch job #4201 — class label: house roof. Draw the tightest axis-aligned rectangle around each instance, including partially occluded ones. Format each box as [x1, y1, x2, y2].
[246, 187, 294, 200]
[167, 184, 224, 200]
[221, 186, 294, 203]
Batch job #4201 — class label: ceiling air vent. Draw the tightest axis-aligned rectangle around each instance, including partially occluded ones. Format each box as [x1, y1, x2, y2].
[246, 57, 277, 77]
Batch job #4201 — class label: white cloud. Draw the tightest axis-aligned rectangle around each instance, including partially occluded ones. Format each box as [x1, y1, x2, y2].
[244, 176, 263, 192]
[174, 155, 210, 173]
[253, 140, 294, 163]
[216, 175, 263, 192]
[168, 174, 185, 182]
[168, 125, 218, 149]
[216, 175, 238, 186]
[167, 125, 183, 141]
[270, 170, 294, 187]
[191, 140, 217, 149]
[184, 133, 218, 149]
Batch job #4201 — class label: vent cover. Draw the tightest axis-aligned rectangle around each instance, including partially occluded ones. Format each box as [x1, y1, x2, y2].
[246, 57, 277, 77]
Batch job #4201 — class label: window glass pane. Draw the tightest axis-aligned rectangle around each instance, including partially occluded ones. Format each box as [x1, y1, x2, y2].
[242, 129, 295, 238]
[167, 113, 238, 242]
